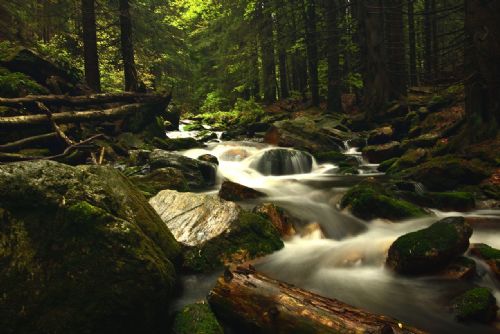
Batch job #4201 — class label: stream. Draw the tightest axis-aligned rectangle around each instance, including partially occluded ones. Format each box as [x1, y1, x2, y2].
[170, 126, 500, 333]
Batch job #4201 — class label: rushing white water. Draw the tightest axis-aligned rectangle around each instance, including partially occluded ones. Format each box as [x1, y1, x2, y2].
[172, 129, 500, 333]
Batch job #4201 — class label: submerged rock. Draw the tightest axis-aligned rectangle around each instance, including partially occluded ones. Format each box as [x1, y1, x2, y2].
[0, 161, 180, 334]
[149, 190, 283, 272]
[250, 148, 313, 175]
[340, 181, 427, 221]
[451, 287, 498, 323]
[219, 180, 265, 202]
[172, 302, 223, 334]
[386, 217, 472, 275]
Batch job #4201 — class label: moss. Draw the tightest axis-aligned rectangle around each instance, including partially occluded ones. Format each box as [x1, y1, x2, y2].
[378, 158, 398, 172]
[0, 67, 48, 97]
[340, 182, 427, 221]
[314, 151, 358, 167]
[172, 303, 223, 334]
[182, 212, 284, 273]
[386, 149, 428, 175]
[472, 244, 500, 260]
[397, 155, 492, 191]
[130, 168, 189, 197]
[452, 288, 498, 323]
[386, 217, 472, 274]
[183, 123, 205, 131]
[153, 137, 200, 151]
[427, 192, 475, 211]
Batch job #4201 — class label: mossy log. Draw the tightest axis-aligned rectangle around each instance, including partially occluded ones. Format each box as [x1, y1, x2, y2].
[0, 92, 170, 108]
[208, 266, 426, 334]
[0, 103, 157, 128]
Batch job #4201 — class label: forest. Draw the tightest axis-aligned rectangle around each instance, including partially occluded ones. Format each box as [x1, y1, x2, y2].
[0, 0, 499, 333]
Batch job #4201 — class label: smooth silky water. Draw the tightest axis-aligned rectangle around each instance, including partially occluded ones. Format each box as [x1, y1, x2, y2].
[172, 135, 500, 333]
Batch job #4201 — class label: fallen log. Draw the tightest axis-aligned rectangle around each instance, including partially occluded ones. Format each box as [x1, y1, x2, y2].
[0, 92, 170, 108]
[0, 103, 152, 128]
[208, 266, 426, 334]
[0, 132, 58, 152]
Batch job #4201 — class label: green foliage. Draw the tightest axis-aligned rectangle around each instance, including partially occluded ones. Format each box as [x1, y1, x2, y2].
[199, 96, 264, 128]
[172, 303, 223, 334]
[0, 67, 48, 97]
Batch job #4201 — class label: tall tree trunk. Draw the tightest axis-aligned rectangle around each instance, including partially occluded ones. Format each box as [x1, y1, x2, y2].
[81, 0, 101, 92]
[275, 1, 289, 100]
[424, 0, 433, 82]
[464, 0, 500, 139]
[302, 0, 319, 106]
[258, 1, 277, 104]
[325, 0, 343, 113]
[119, 0, 139, 92]
[359, 0, 391, 119]
[431, 0, 439, 80]
[385, 0, 407, 99]
[407, 0, 417, 86]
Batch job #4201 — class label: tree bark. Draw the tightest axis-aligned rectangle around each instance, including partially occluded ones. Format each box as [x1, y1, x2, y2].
[407, 0, 417, 86]
[208, 266, 426, 334]
[359, 0, 391, 118]
[302, 0, 320, 106]
[81, 0, 101, 92]
[385, 0, 407, 99]
[464, 0, 500, 136]
[424, 0, 433, 82]
[0, 92, 168, 108]
[119, 0, 139, 92]
[325, 0, 343, 113]
[258, 1, 277, 104]
[275, 0, 289, 99]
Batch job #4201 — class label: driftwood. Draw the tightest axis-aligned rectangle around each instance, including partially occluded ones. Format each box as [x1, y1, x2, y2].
[0, 103, 153, 128]
[208, 266, 426, 334]
[0, 92, 170, 108]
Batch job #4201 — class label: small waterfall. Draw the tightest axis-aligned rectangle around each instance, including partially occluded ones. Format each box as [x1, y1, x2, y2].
[249, 148, 314, 176]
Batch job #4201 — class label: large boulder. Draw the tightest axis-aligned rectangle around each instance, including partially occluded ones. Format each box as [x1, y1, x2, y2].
[149, 190, 283, 272]
[367, 126, 394, 145]
[397, 155, 491, 191]
[264, 117, 343, 153]
[149, 149, 217, 189]
[386, 217, 472, 275]
[249, 148, 314, 176]
[253, 203, 296, 237]
[0, 161, 180, 334]
[130, 167, 189, 197]
[340, 181, 427, 221]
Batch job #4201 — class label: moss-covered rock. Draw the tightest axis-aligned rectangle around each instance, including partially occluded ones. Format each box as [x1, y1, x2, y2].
[172, 302, 223, 334]
[182, 212, 284, 272]
[153, 137, 202, 151]
[386, 217, 472, 275]
[183, 123, 205, 132]
[314, 151, 359, 167]
[367, 126, 394, 145]
[378, 157, 399, 172]
[362, 141, 403, 163]
[470, 243, 500, 281]
[149, 190, 283, 273]
[397, 155, 491, 191]
[451, 288, 498, 323]
[437, 256, 476, 280]
[253, 203, 295, 237]
[400, 191, 476, 212]
[130, 167, 189, 197]
[386, 148, 428, 175]
[340, 181, 427, 221]
[0, 160, 181, 334]
[198, 154, 219, 165]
